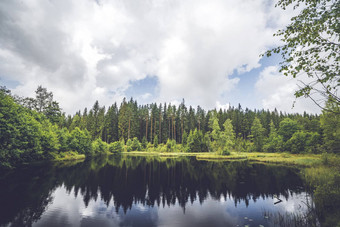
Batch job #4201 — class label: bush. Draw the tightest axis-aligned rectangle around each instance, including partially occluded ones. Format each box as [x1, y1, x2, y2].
[125, 139, 132, 152]
[166, 139, 176, 152]
[109, 141, 123, 153]
[222, 147, 230, 155]
[92, 139, 108, 154]
[146, 142, 154, 151]
[131, 137, 142, 151]
[153, 136, 158, 148]
[141, 136, 147, 149]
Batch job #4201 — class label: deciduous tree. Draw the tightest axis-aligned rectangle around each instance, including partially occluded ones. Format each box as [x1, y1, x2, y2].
[266, 0, 340, 112]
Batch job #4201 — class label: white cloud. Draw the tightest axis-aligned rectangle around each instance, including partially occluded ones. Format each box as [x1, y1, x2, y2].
[141, 93, 152, 100]
[216, 101, 230, 111]
[255, 66, 321, 114]
[0, 0, 297, 113]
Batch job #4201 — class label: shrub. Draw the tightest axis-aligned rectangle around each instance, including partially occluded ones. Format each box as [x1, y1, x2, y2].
[92, 139, 108, 154]
[109, 141, 123, 153]
[131, 137, 142, 151]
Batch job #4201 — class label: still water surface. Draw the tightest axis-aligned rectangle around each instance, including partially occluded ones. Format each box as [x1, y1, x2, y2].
[0, 155, 313, 227]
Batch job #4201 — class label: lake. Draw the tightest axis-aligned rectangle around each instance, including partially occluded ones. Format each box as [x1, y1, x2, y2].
[0, 155, 317, 227]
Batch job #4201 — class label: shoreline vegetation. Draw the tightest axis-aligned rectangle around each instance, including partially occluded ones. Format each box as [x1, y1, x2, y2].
[121, 151, 326, 167]
[2, 86, 339, 170]
[1, 86, 339, 225]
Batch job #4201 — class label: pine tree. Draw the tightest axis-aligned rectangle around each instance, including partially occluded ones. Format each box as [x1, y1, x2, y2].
[250, 117, 265, 152]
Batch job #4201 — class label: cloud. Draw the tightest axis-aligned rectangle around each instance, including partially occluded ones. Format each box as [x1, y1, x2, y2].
[140, 93, 152, 100]
[0, 0, 296, 113]
[216, 101, 230, 111]
[155, 0, 291, 109]
[255, 66, 321, 114]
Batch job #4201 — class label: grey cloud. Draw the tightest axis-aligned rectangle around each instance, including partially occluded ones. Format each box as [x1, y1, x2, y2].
[0, 0, 87, 89]
[0, 0, 304, 114]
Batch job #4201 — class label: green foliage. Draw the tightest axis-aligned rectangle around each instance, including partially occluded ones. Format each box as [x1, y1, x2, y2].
[266, 0, 340, 111]
[320, 100, 340, 153]
[153, 135, 158, 148]
[40, 120, 60, 157]
[2, 85, 338, 168]
[304, 165, 340, 226]
[17, 86, 62, 123]
[203, 133, 211, 152]
[182, 130, 188, 147]
[0, 91, 51, 166]
[250, 117, 265, 152]
[263, 121, 284, 153]
[56, 128, 70, 153]
[208, 116, 235, 155]
[278, 118, 300, 142]
[166, 139, 177, 152]
[234, 137, 252, 153]
[187, 129, 208, 153]
[102, 104, 119, 143]
[314, 178, 340, 226]
[141, 136, 147, 149]
[87, 101, 105, 140]
[147, 142, 154, 151]
[109, 141, 123, 153]
[221, 119, 235, 154]
[211, 115, 221, 142]
[44, 101, 62, 124]
[69, 114, 81, 132]
[210, 115, 224, 154]
[34, 86, 53, 113]
[92, 139, 108, 154]
[69, 127, 92, 155]
[286, 130, 321, 154]
[132, 137, 142, 151]
[126, 139, 133, 152]
[118, 98, 139, 141]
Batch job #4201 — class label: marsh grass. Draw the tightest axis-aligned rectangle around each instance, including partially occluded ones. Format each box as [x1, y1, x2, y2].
[120, 151, 329, 167]
[52, 151, 86, 161]
[263, 208, 320, 227]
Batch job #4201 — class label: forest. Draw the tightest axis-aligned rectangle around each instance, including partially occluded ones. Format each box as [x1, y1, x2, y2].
[1, 85, 339, 169]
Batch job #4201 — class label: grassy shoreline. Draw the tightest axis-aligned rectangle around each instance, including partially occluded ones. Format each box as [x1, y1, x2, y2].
[120, 151, 328, 167]
[52, 151, 86, 161]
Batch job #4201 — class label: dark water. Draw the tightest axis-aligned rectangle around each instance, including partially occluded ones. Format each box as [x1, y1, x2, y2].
[0, 155, 314, 227]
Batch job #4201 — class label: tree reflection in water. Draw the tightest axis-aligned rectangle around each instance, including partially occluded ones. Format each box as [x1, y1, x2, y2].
[0, 155, 308, 226]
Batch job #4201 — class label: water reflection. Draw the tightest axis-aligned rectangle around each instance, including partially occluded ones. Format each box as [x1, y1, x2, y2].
[0, 155, 311, 227]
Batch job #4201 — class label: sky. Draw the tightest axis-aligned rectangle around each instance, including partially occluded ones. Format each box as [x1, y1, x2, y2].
[0, 0, 321, 114]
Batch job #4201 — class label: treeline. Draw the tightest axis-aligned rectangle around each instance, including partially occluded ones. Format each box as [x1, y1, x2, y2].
[1, 86, 339, 167]
[59, 93, 338, 155]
